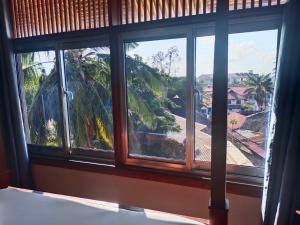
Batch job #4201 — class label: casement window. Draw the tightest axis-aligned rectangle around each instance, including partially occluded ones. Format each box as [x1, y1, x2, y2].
[17, 51, 63, 147]
[13, 0, 283, 184]
[17, 40, 114, 161]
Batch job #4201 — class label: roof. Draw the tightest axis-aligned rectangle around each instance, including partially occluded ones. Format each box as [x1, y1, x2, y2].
[227, 112, 246, 129]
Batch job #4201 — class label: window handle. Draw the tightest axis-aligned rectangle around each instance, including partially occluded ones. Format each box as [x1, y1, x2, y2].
[64, 90, 74, 101]
[194, 87, 201, 99]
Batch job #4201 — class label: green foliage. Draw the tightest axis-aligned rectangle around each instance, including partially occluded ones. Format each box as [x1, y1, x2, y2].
[242, 72, 274, 110]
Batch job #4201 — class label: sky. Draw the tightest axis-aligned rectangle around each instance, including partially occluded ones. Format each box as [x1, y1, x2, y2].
[126, 29, 278, 77]
[30, 29, 278, 78]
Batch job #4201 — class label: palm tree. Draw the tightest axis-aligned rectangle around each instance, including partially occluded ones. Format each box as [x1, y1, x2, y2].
[26, 48, 180, 150]
[243, 72, 273, 111]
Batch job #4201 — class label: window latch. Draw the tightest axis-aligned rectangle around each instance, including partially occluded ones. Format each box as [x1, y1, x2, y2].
[64, 90, 74, 101]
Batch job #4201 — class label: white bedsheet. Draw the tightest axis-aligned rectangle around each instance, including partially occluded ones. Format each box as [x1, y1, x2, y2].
[0, 188, 203, 225]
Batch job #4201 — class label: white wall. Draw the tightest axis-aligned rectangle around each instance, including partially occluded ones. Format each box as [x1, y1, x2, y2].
[32, 164, 261, 225]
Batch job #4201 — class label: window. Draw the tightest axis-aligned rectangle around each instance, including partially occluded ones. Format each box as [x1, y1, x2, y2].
[125, 38, 187, 162]
[227, 30, 278, 171]
[195, 36, 215, 163]
[64, 48, 114, 152]
[17, 51, 63, 147]
[16, 14, 280, 183]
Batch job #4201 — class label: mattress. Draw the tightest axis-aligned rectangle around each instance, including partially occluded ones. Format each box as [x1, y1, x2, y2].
[0, 188, 204, 225]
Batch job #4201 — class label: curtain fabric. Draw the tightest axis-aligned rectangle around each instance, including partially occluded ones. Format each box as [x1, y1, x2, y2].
[0, 1, 32, 188]
[262, 0, 300, 224]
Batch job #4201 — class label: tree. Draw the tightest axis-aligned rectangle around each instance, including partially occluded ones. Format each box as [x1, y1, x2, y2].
[150, 46, 180, 76]
[165, 46, 180, 76]
[26, 48, 181, 150]
[229, 118, 238, 131]
[243, 72, 274, 111]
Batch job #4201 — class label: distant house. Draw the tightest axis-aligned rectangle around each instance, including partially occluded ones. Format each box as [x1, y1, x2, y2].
[199, 85, 259, 118]
[198, 73, 250, 87]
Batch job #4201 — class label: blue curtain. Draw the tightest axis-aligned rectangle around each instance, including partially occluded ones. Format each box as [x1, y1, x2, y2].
[262, 0, 300, 224]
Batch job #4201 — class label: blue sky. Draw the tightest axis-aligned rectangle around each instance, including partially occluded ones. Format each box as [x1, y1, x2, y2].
[127, 29, 278, 77]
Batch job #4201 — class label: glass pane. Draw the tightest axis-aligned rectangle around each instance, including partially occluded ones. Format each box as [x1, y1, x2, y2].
[64, 48, 114, 151]
[195, 36, 215, 162]
[125, 38, 187, 161]
[227, 30, 278, 168]
[18, 51, 63, 146]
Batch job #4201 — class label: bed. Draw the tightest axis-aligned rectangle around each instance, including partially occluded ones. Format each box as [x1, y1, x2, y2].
[0, 187, 206, 225]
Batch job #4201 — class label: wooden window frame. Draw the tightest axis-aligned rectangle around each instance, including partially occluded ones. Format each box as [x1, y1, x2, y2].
[14, 6, 283, 187]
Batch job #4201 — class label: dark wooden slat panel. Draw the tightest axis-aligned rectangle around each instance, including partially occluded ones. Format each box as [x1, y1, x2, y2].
[126, 0, 129, 23]
[251, 0, 255, 8]
[189, 0, 192, 15]
[14, 0, 21, 37]
[196, 0, 199, 14]
[259, 0, 263, 7]
[210, 0, 214, 12]
[234, 0, 238, 10]
[243, 0, 247, 9]
[88, 0, 92, 28]
[203, 0, 207, 14]
[144, 0, 147, 21]
[93, 0, 96, 27]
[138, 0, 141, 21]
[29, 0, 36, 35]
[73, 0, 77, 30]
[168, 0, 172, 18]
[182, 0, 186, 16]
[46, 0, 52, 33]
[175, 0, 178, 17]
[156, 0, 159, 19]
[162, 0, 165, 18]
[54, 0, 59, 33]
[104, 0, 107, 26]
[59, 0, 64, 32]
[50, 0, 55, 33]
[20, 0, 26, 37]
[150, 0, 153, 20]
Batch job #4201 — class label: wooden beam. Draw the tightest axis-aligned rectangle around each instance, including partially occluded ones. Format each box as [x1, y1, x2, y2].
[209, 0, 229, 223]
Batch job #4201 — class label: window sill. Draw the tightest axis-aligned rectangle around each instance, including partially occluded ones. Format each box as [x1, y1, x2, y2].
[30, 154, 263, 198]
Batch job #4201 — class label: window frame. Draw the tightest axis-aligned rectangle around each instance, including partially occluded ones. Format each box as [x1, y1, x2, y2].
[14, 9, 283, 185]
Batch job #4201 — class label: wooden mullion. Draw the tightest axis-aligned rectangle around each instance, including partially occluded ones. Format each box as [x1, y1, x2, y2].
[59, 0, 64, 32]
[93, 0, 96, 28]
[209, 0, 229, 223]
[46, 0, 52, 34]
[138, 0, 141, 22]
[73, 0, 77, 30]
[55, 0, 60, 33]
[125, 0, 129, 23]
[150, 0, 153, 20]
[103, 0, 107, 26]
[156, 0, 159, 20]
[83, 0, 86, 29]
[63, 0, 68, 31]
[162, 0, 165, 19]
[42, 0, 48, 34]
[243, 0, 246, 9]
[168, 0, 172, 18]
[196, 0, 199, 14]
[28, 0, 35, 36]
[26, 0, 33, 36]
[14, 0, 21, 37]
[144, 0, 147, 21]
[21, 0, 27, 37]
[50, 0, 55, 33]
[234, 0, 238, 10]
[88, 0, 91, 28]
[69, 0, 73, 31]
